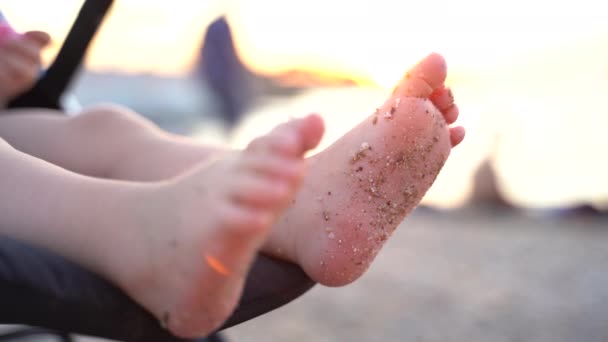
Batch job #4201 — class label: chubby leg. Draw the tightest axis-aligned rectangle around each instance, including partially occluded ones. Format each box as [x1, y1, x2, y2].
[0, 104, 224, 181]
[264, 53, 465, 286]
[0, 115, 324, 337]
[0, 106, 319, 334]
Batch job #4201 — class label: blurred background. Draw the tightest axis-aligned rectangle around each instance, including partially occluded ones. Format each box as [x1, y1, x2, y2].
[2, 0, 608, 341]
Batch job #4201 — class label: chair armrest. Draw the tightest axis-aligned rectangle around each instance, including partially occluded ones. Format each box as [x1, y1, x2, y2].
[0, 236, 184, 342]
[0, 236, 314, 341]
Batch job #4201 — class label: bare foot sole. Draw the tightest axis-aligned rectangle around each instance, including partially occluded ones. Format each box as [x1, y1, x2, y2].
[265, 53, 464, 286]
[112, 115, 324, 337]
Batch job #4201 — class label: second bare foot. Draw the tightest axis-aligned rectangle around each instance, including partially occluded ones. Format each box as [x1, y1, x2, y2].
[109, 115, 324, 337]
[265, 53, 464, 286]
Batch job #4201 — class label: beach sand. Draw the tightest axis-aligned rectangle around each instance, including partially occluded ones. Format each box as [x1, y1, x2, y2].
[223, 207, 608, 342]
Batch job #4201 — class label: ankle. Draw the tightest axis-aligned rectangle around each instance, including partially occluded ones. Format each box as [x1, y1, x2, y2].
[86, 181, 164, 283]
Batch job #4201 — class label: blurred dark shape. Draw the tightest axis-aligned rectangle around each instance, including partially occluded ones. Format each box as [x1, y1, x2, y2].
[548, 203, 607, 219]
[199, 16, 255, 129]
[198, 16, 356, 130]
[568, 204, 604, 216]
[470, 160, 607, 217]
[469, 159, 511, 208]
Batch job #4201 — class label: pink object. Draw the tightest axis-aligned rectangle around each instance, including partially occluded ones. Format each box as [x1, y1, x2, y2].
[0, 21, 19, 42]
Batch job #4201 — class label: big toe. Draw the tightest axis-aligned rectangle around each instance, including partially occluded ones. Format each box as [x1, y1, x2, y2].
[293, 113, 325, 152]
[393, 53, 447, 98]
[247, 114, 325, 158]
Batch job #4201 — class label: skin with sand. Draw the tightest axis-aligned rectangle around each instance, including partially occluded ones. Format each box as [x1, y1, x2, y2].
[265, 53, 464, 286]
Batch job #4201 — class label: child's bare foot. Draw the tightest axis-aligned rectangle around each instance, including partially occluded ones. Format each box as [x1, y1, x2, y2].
[111, 115, 324, 337]
[265, 53, 464, 286]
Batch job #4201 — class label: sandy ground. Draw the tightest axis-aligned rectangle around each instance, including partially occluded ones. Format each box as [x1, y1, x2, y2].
[221, 208, 608, 342]
[3, 207, 606, 342]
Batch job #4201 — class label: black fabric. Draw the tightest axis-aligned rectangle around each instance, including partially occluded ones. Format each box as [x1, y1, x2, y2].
[220, 252, 316, 330]
[0, 237, 315, 341]
[0, 327, 73, 341]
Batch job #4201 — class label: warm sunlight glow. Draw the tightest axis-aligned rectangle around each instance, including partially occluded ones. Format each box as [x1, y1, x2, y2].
[368, 65, 406, 91]
[2, 1, 224, 75]
[205, 255, 231, 276]
[3, 0, 608, 208]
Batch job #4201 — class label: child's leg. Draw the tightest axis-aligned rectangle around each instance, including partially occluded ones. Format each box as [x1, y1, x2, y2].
[1, 54, 463, 287]
[0, 115, 324, 337]
[0, 104, 225, 181]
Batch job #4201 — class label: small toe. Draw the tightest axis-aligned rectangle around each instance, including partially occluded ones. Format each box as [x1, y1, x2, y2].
[219, 203, 274, 234]
[443, 104, 459, 124]
[241, 154, 304, 181]
[450, 126, 465, 147]
[430, 86, 455, 113]
[230, 176, 291, 208]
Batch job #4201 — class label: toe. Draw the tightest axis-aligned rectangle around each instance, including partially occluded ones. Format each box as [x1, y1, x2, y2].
[219, 203, 274, 234]
[298, 113, 325, 151]
[393, 53, 447, 98]
[246, 125, 300, 157]
[443, 104, 459, 125]
[230, 176, 291, 208]
[241, 154, 305, 183]
[247, 114, 325, 158]
[429, 86, 455, 113]
[450, 126, 465, 147]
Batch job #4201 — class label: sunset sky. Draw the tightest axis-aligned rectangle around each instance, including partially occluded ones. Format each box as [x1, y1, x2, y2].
[3, 0, 608, 209]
